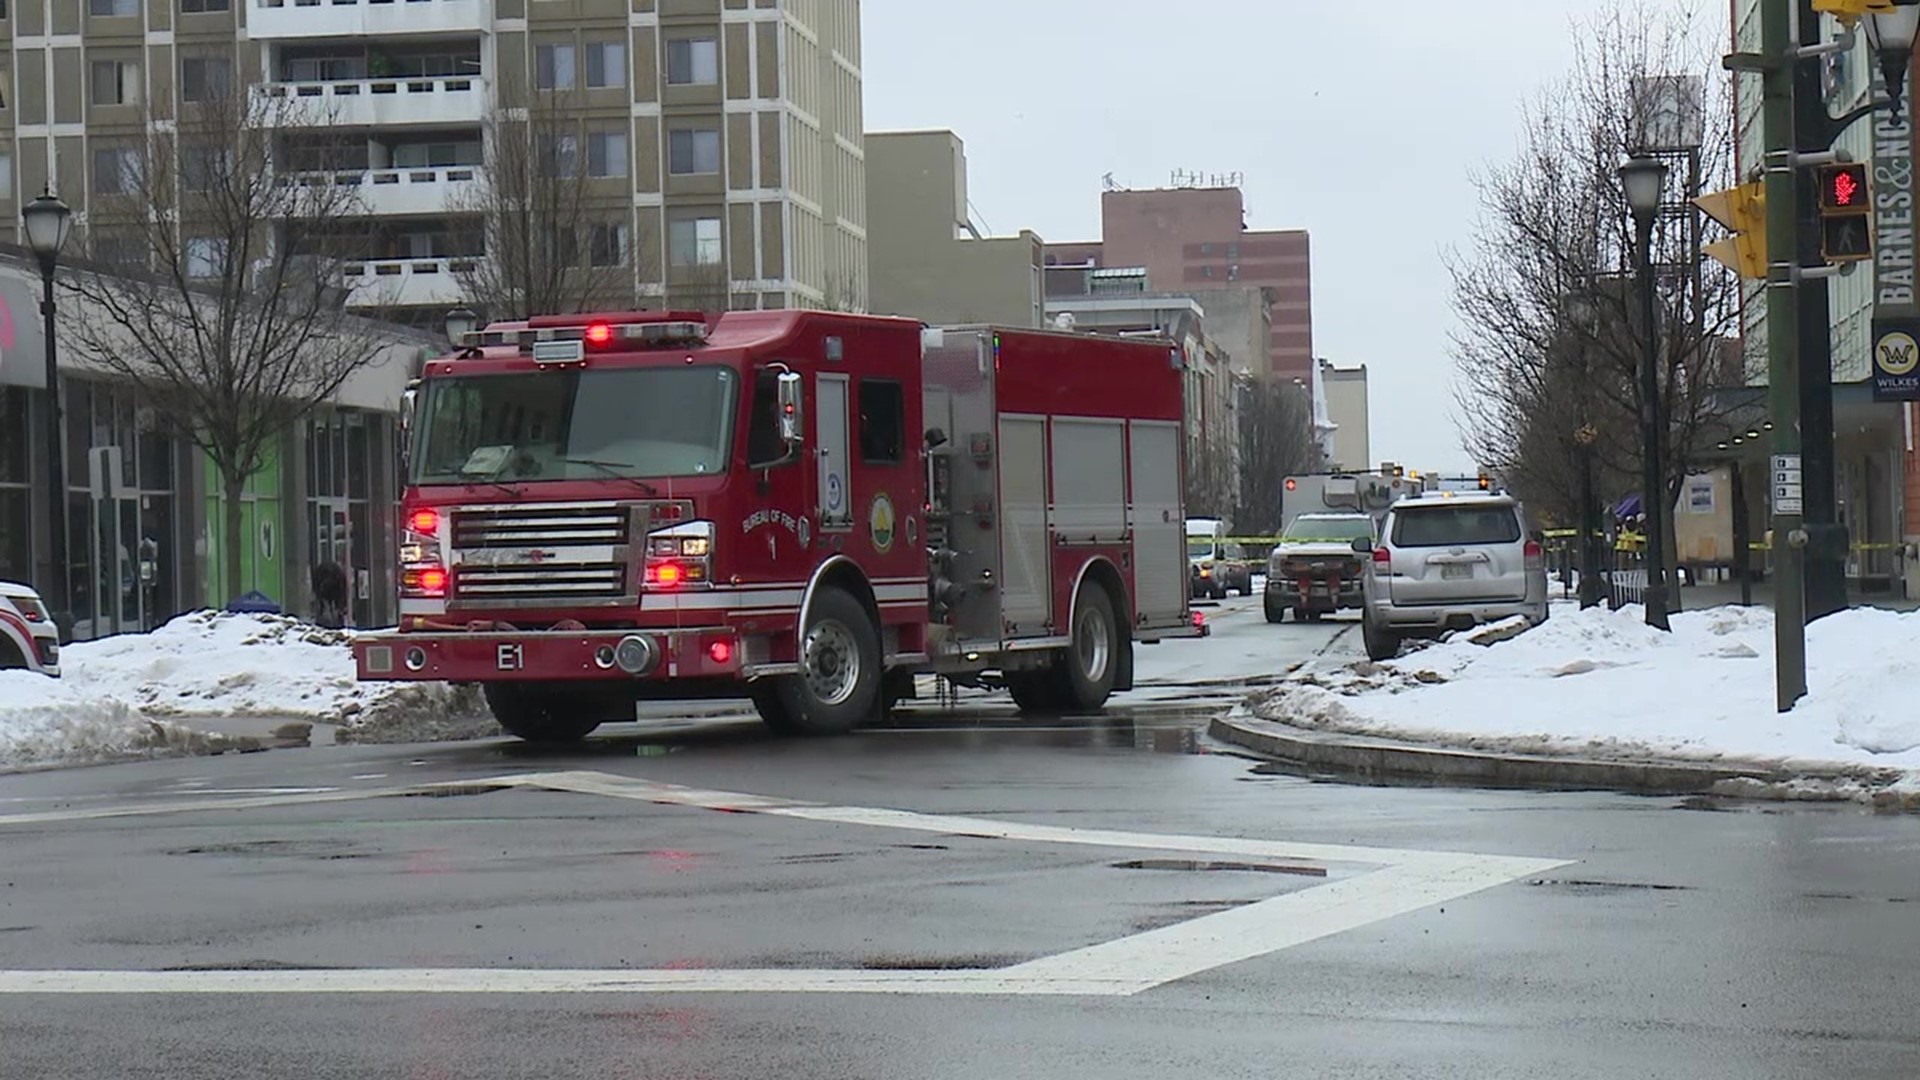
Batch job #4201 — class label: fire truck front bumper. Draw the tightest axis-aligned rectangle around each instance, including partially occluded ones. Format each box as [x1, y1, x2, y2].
[354, 628, 746, 683]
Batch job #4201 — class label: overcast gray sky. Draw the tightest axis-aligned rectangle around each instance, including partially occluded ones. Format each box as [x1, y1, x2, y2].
[863, 0, 1677, 475]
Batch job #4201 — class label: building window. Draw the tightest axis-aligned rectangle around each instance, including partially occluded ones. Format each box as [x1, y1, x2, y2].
[666, 38, 719, 86]
[1200, 265, 1213, 279]
[90, 0, 136, 14]
[857, 379, 904, 464]
[667, 128, 720, 175]
[589, 221, 628, 267]
[91, 146, 142, 195]
[90, 60, 140, 106]
[180, 143, 229, 193]
[669, 216, 721, 266]
[90, 231, 145, 270]
[185, 237, 228, 278]
[587, 129, 626, 178]
[181, 57, 232, 102]
[585, 41, 625, 89]
[542, 229, 578, 268]
[535, 44, 575, 90]
[180, 0, 229, 11]
[538, 134, 579, 178]
[393, 138, 481, 168]
[0, 151, 12, 200]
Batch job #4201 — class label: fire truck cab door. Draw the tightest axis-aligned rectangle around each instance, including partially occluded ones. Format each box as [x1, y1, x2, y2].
[816, 373, 853, 530]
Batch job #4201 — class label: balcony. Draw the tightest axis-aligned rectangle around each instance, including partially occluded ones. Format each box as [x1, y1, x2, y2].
[254, 76, 487, 128]
[249, 0, 489, 39]
[282, 166, 481, 217]
[342, 257, 474, 308]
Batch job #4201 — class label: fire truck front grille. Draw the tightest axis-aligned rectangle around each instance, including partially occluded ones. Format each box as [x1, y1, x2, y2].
[452, 506, 631, 548]
[454, 563, 628, 601]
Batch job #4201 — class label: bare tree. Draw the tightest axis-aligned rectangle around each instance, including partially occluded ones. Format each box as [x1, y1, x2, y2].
[452, 85, 649, 321]
[63, 86, 395, 602]
[1236, 376, 1324, 534]
[1448, 1, 1740, 544]
[667, 261, 733, 318]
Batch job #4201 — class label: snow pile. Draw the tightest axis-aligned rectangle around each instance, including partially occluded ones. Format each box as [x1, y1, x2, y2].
[0, 671, 158, 767]
[1255, 603, 1920, 783]
[1, 611, 492, 768]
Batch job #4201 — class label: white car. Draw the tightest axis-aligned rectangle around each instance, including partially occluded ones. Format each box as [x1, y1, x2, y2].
[0, 579, 61, 677]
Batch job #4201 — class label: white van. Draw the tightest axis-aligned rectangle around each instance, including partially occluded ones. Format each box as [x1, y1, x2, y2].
[1186, 518, 1248, 599]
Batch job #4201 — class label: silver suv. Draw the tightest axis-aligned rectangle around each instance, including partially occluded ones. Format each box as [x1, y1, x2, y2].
[1353, 492, 1548, 661]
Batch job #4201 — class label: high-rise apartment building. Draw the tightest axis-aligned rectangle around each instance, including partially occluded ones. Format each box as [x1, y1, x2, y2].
[1, 0, 865, 320]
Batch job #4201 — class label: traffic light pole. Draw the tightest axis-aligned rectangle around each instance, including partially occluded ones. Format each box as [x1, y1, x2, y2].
[1763, 0, 1810, 710]
[1795, 0, 1851, 621]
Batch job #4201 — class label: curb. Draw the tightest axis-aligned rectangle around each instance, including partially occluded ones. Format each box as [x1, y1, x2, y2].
[1207, 712, 1913, 804]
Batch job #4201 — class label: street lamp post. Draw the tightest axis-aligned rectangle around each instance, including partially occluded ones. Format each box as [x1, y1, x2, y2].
[22, 191, 73, 640]
[1620, 156, 1671, 632]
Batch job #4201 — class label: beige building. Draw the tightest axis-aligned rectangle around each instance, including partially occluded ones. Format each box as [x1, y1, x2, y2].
[1317, 359, 1369, 473]
[865, 129, 1041, 327]
[2, 0, 865, 320]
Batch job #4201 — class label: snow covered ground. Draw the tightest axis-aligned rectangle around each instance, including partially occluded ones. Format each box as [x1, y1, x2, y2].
[0, 612, 490, 770]
[1254, 603, 1920, 788]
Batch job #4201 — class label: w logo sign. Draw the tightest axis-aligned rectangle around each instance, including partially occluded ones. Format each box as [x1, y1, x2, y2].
[1877, 331, 1919, 378]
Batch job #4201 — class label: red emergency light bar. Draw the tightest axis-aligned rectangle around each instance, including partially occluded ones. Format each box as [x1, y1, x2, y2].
[459, 318, 710, 356]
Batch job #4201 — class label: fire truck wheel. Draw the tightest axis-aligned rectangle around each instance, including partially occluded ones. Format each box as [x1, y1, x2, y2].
[1005, 670, 1063, 714]
[749, 684, 801, 734]
[1263, 596, 1286, 623]
[1057, 585, 1120, 712]
[481, 683, 602, 743]
[775, 587, 881, 735]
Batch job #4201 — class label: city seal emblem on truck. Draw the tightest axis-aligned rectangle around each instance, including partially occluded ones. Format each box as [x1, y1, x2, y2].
[868, 492, 896, 554]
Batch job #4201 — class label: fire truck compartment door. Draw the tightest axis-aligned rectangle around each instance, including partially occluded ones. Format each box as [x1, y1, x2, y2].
[1129, 419, 1185, 626]
[816, 373, 852, 528]
[997, 414, 1050, 633]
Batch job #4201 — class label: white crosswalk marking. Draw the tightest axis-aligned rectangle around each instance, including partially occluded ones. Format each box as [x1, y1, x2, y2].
[0, 769, 1569, 997]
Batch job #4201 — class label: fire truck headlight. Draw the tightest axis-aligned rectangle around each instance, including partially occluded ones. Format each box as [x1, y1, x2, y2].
[644, 521, 714, 591]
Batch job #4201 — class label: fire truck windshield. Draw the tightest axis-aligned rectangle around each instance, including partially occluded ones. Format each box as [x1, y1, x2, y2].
[409, 365, 738, 486]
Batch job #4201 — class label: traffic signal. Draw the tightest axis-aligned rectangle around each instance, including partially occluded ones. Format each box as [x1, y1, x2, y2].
[1477, 475, 1491, 491]
[1694, 181, 1767, 279]
[1818, 162, 1873, 264]
[1811, 0, 1910, 21]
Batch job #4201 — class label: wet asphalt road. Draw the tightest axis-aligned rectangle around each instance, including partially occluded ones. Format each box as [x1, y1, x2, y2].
[2, 596, 1918, 1079]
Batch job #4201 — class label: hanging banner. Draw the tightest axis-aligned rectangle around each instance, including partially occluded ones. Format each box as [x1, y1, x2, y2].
[1872, 317, 1920, 401]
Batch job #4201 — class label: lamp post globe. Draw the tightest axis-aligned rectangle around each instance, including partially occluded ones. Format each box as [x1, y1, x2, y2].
[1618, 156, 1669, 222]
[443, 307, 479, 345]
[1866, 6, 1920, 119]
[22, 191, 72, 269]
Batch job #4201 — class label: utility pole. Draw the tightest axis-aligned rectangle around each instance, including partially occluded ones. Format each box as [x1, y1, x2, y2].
[1795, 0, 1851, 621]
[1762, 0, 1811, 710]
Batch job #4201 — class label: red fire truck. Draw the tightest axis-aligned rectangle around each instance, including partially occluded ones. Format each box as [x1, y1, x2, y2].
[352, 309, 1200, 741]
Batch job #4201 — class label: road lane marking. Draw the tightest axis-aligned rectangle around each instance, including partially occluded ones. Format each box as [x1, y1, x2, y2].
[0, 769, 1570, 996]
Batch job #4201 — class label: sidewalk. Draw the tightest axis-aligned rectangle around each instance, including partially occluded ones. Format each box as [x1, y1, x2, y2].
[1546, 576, 1920, 613]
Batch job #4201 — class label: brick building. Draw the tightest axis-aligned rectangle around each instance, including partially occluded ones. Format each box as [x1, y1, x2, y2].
[1042, 184, 1312, 381]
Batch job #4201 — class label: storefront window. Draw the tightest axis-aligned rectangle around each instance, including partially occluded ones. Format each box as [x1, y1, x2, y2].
[61, 378, 184, 639]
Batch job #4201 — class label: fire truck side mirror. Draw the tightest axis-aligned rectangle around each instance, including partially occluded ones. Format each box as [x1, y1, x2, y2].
[398, 382, 419, 473]
[776, 371, 804, 446]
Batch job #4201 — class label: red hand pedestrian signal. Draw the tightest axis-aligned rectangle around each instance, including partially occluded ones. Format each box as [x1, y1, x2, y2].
[1818, 163, 1869, 213]
[1831, 170, 1859, 207]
